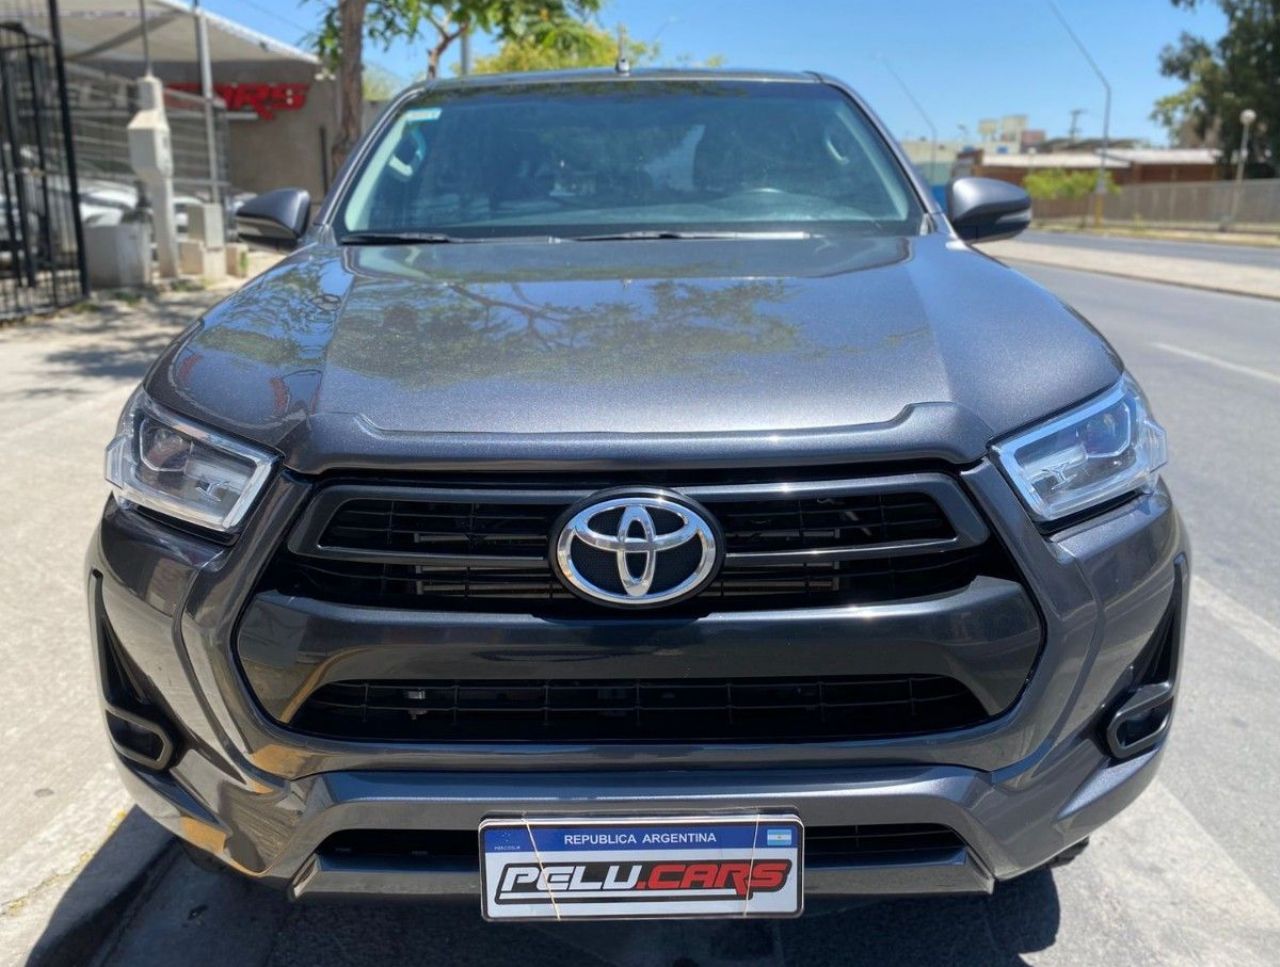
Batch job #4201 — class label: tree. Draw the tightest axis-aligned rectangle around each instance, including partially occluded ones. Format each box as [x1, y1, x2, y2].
[320, 0, 365, 178]
[363, 64, 402, 101]
[468, 21, 725, 74]
[1154, 0, 1279, 176]
[310, 0, 603, 170]
[470, 21, 656, 74]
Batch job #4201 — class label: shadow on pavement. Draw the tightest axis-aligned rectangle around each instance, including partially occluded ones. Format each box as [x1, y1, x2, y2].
[0, 289, 220, 408]
[776, 872, 1061, 965]
[26, 809, 173, 967]
[30, 294, 209, 391]
[38, 818, 1061, 967]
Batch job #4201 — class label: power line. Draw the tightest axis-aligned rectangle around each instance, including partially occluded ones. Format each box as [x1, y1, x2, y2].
[878, 55, 937, 181]
[1046, 0, 1112, 223]
[199, 0, 315, 41]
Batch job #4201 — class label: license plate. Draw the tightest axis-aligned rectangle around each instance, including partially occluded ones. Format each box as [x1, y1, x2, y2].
[479, 815, 803, 921]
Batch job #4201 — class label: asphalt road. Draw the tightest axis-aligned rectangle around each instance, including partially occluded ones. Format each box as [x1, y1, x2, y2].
[5, 263, 1280, 965]
[1021, 229, 1280, 269]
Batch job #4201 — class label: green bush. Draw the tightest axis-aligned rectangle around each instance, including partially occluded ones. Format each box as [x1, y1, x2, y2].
[1023, 168, 1116, 200]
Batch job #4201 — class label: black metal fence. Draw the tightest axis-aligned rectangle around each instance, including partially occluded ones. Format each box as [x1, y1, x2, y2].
[0, 16, 86, 320]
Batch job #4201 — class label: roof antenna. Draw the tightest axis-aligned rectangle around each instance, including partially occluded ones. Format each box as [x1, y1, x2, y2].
[614, 24, 630, 75]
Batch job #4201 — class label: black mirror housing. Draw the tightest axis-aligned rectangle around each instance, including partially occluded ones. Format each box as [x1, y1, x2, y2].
[235, 188, 311, 252]
[947, 177, 1032, 243]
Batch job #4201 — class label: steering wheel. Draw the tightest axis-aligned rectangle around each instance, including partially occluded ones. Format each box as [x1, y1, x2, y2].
[823, 122, 856, 166]
[386, 125, 429, 182]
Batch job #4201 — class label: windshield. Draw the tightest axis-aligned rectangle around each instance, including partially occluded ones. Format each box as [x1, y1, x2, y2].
[337, 79, 925, 240]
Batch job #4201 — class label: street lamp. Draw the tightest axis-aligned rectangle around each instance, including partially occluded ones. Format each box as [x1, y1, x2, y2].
[1237, 108, 1257, 183]
[1232, 108, 1257, 226]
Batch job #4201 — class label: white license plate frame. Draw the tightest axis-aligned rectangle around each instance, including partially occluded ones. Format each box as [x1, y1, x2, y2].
[479, 814, 804, 922]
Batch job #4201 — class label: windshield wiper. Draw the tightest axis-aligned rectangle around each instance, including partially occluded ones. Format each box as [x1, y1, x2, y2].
[573, 229, 815, 242]
[340, 231, 567, 245]
[340, 230, 471, 245]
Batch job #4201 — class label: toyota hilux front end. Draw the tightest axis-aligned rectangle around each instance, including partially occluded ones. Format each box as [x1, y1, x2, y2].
[87, 69, 1186, 921]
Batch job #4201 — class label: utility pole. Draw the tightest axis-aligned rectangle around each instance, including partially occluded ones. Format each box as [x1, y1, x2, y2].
[1048, 1, 1111, 227]
[1068, 107, 1086, 143]
[192, 0, 221, 211]
[138, 0, 151, 73]
[459, 26, 471, 75]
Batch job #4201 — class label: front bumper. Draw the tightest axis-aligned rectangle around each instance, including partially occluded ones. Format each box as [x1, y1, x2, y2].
[87, 461, 1187, 900]
[118, 745, 1164, 900]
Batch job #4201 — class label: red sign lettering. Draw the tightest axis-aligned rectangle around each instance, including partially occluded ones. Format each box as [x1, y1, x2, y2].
[167, 82, 309, 120]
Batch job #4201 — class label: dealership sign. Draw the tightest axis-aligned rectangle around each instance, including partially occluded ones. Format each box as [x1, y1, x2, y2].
[168, 83, 309, 120]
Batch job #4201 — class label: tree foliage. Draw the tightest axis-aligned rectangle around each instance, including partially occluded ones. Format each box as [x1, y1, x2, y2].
[1154, 0, 1278, 175]
[467, 20, 724, 74]
[313, 1, 604, 79]
[362, 63, 402, 100]
[1023, 168, 1116, 201]
[470, 21, 655, 74]
[309, 0, 603, 169]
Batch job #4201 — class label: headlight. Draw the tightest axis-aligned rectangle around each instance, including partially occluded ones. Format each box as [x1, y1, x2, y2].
[993, 375, 1167, 523]
[105, 391, 275, 532]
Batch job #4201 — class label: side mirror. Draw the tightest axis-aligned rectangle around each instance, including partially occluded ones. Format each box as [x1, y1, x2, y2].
[234, 188, 311, 252]
[947, 177, 1031, 242]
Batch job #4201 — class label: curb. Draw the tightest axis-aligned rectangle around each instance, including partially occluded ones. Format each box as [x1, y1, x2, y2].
[994, 254, 1280, 302]
[24, 814, 175, 967]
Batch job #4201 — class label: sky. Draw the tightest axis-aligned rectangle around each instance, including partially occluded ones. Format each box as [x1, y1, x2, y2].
[200, 0, 1229, 146]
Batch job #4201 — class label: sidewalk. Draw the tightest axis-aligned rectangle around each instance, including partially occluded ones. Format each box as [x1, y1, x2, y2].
[979, 238, 1280, 300]
[0, 283, 248, 966]
[1032, 224, 1280, 248]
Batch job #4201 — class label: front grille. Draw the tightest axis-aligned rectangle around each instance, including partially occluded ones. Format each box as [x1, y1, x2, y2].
[317, 823, 965, 869]
[291, 674, 989, 742]
[319, 490, 952, 558]
[803, 824, 965, 866]
[278, 548, 989, 611]
[321, 497, 554, 557]
[267, 474, 998, 615]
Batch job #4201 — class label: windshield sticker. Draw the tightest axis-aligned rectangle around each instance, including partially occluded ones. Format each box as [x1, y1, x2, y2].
[403, 107, 442, 122]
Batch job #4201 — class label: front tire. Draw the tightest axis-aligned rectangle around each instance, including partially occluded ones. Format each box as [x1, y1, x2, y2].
[1040, 837, 1090, 870]
[180, 840, 229, 875]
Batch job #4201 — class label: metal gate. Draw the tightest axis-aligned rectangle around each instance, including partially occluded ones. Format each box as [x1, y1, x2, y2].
[0, 19, 86, 320]
[67, 63, 233, 236]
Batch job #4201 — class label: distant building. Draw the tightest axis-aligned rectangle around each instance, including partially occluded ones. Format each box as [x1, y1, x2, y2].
[899, 138, 969, 188]
[23, 0, 337, 201]
[953, 150, 1127, 186]
[953, 147, 1221, 186]
[1020, 129, 1047, 152]
[1098, 148, 1221, 183]
[1035, 136, 1143, 154]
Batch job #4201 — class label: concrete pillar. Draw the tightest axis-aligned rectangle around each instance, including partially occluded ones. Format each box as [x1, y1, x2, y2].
[128, 76, 179, 278]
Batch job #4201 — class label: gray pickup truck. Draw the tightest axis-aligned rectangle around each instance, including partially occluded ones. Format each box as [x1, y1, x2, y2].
[89, 68, 1184, 922]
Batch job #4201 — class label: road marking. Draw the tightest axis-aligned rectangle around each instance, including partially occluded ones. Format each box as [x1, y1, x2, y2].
[1066, 780, 1280, 966]
[1152, 342, 1280, 387]
[1193, 577, 1280, 666]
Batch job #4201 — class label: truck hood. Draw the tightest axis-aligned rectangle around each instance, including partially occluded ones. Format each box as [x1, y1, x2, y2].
[147, 232, 1121, 473]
